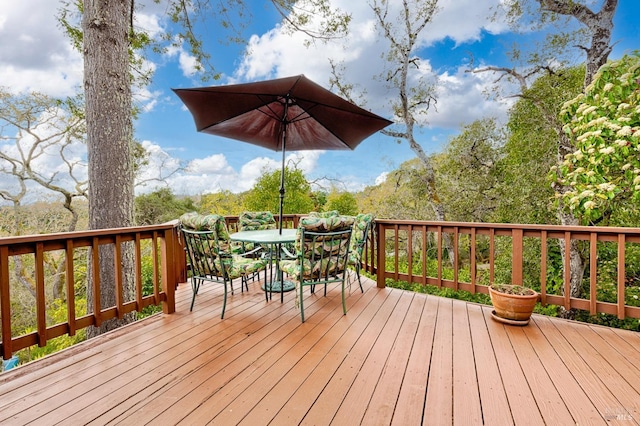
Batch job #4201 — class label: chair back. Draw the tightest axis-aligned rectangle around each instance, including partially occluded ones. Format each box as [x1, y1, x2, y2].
[179, 212, 229, 278]
[180, 228, 227, 279]
[238, 211, 277, 231]
[295, 215, 354, 281]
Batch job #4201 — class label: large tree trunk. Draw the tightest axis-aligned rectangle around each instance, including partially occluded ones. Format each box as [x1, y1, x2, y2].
[83, 0, 136, 336]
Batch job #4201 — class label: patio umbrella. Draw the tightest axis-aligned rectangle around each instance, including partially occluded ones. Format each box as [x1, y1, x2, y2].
[173, 74, 393, 232]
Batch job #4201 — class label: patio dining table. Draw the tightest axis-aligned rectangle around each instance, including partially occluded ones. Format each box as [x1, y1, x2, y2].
[230, 228, 297, 302]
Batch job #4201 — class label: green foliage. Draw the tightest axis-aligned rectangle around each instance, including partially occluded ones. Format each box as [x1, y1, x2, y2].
[137, 254, 163, 318]
[357, 158, 434, 220]
[433, 118, 504, 222]
[135, 188, 197, 225]
[495, 66, 584, 224]
[386, 279, 492, 305]
[243, 166, 314, 214]
[554, 52, 640, 224]
[325, 189, 358, 216]
[199, 190, 245, 215]
[17, 298, 87, 364]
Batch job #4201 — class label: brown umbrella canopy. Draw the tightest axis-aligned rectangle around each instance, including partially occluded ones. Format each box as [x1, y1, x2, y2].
[173, 75, 392, 152]
[173, 75, 392, 231]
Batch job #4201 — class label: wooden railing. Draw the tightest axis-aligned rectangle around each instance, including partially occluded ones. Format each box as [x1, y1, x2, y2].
[3, 216, 640, 360]
[370, 220, 640, 320]
[0, 223, 185, 360]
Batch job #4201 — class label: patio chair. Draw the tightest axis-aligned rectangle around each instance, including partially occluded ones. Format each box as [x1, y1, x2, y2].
[279, 215, 354, 322]
[347, 213, 374, 293]
[179, 213, 267, 318]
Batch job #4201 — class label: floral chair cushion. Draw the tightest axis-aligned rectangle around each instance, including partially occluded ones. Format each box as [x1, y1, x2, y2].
[179, 212, 238, 254]
[308, 210, 340, 218]
[348, 213, 374, 265]
[238, 211, 277, 231]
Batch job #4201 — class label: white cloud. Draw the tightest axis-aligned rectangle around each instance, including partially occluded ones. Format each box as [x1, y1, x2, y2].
[234, 0, 512, 128]
[0, 1, 83, 96]
[375, 172, 389, 186]
[166, 44, 200, 77]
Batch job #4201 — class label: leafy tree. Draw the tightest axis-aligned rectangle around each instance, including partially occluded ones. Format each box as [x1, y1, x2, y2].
[496, 67, 585, 224]
[134, 188, 196, 225]
[433, 118, 504, 223]
[199, 190, 245, 216]
[357, 158, 435, 221]
[310, 190, 328, 212]
[244, 166, 314, 216]
[555, 52, 640, 224]
[325, 189, 358, 216]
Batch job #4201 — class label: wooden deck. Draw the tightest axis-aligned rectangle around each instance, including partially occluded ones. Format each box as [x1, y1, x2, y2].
[1, 274, 639, 425]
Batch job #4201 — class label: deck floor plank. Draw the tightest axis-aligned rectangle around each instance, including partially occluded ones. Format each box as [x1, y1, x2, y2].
[1, 274, 639, 425]
[466, 304, 512, 426]
[422, 297, 454, 424]
[452, 300, 483, 425]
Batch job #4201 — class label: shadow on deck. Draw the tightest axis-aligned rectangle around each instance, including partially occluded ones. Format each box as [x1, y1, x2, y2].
[1, 273, 639, 425]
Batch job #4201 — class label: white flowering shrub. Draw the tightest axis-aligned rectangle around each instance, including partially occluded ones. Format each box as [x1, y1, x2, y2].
[553, 52, 640, 221]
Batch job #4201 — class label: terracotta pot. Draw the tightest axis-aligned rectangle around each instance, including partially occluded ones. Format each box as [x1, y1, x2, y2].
[489, 285, 539, 322]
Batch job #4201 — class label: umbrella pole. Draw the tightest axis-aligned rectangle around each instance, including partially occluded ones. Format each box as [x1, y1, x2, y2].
[279, 123, 286, 235]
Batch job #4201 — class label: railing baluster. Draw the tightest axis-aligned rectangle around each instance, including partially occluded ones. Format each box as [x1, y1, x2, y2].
[470, 227, 476, 294]
[590, 233, 598, 315]
[91, 237, 102, 327]
[407, 225, 413, 285]
[135, 233, 143, 310]
[540, 230, 548, 306]
[65, 240, 76, 336]
[437, 225, 443, 288]
[421, 225, 427, 287]
[563, 231, 571, 311]
[394, 224, 399, 282]
[152, 231, 160, 302]
[114, 235, 124, 319]
[512, 229, 523, 286]
[489, 228, 495, 286]
[453, 227, 459, 291]
[617, 234, 626, 320]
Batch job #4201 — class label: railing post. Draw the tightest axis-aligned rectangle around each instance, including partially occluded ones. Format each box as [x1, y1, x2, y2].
[376, 222, 386, 288]
[0, 246, 12, 359]
[161, 228, 177, 314]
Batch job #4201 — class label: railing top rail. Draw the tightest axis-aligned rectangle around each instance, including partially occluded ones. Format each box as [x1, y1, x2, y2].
[373, 219, 640, 235]
[0, 221, 179, 246]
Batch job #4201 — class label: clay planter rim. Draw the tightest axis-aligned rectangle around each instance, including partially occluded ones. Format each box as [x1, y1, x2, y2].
[489, 284, 539, 323]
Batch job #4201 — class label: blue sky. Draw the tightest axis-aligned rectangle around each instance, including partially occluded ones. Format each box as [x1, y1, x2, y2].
[0, 0, 638, 199]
